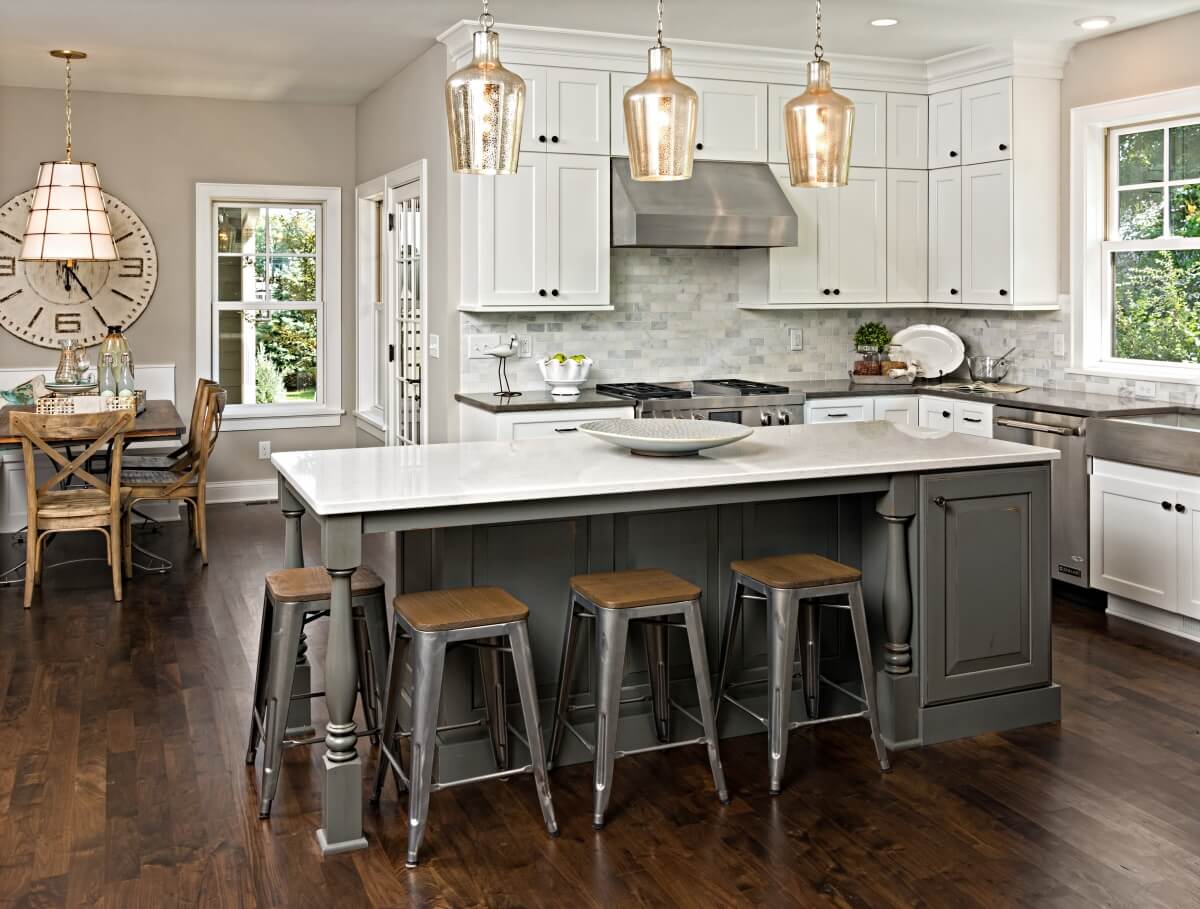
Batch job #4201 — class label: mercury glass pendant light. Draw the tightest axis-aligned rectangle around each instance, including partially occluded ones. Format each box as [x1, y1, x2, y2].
[783, 0, 855, 188]
[21, 50, 117, 262]
[623, 0, 698, 181]
[445, 0, 526, 175]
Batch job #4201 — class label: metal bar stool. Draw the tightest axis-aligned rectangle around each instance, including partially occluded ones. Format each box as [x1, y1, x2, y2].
[546, 568, 729, 829]
[370, 586, 558, 868]
[245, 566, 390, 818]
[714, 553, 890, 795]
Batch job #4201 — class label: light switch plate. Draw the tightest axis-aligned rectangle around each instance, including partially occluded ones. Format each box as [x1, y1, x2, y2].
[257, 440, 271, 460]
[429, 334, 440, 359]
[519, 336, 532, 358]
[1135, 380, 1156, 399]
[788, 327, 804, 352]
[1053, 333, 1065, 357]
[466, 333, 500, 359]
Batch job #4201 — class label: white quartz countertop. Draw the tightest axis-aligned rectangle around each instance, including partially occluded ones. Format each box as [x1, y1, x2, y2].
[272, 421, 1059, 517]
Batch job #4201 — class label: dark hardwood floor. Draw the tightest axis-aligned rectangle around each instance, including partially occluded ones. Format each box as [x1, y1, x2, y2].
[3, 503, 1200, 908]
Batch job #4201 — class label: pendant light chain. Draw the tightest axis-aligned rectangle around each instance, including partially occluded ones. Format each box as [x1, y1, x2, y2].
[813, 0, 824, 61]
[656, 0, 665, 48]
[479, 0, 494, 32]
[64, 55, 73, 162]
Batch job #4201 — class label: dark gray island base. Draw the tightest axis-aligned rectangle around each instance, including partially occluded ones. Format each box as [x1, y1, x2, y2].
[392, 464, 1059, 780]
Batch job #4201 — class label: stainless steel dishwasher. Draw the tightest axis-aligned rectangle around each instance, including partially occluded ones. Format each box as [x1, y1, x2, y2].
[992, 406, 1089, 587]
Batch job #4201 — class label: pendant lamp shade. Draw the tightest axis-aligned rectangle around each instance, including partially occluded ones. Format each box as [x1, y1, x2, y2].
[783, 60, 855, 188]
[624, 45, 698, 181]
[20, 161, 116, 261]
[20, 50, 117, 262]
[445, 25, 526, 176]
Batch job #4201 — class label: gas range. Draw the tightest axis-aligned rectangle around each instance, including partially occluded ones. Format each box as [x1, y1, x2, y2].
[595, 379, 806, 427]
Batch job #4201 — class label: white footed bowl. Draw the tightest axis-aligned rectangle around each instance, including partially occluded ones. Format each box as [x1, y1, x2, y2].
[539, 358, 593, 396]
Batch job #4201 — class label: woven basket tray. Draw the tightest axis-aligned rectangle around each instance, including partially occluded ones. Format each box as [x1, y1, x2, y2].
[36, 394, 138, 415]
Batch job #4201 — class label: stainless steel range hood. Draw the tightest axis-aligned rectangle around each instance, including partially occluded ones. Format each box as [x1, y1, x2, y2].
[611, 158, 798, 249]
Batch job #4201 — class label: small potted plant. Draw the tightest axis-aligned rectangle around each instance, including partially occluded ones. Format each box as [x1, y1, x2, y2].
[852, 321, 891, 378]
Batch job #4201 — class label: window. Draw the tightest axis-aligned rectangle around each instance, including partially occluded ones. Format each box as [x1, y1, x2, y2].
[1105, 117, 1200, 370]
[354, 177, 387, 438]
[195, 184, 342, 429]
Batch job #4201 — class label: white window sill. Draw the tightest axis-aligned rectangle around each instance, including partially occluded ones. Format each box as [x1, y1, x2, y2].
[354, 409, 386, 440]
[1066, 365, 1200, 387]
[222, 405, 345, 432]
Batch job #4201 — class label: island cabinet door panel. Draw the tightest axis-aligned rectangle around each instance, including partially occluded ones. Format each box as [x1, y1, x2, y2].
[545, 154, 610, 306]
[921, 467, 1050, 705]
[1089, 472, 1178, 611]
[477, 153, 546, 305]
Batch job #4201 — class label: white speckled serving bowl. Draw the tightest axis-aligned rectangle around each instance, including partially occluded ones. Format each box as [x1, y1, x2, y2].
[539, 357, 593, 396]
[578, 418, 753, 457]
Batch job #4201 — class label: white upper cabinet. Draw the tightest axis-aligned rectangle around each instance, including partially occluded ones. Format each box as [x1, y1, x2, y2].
[961, 160, 1013, 305]
[886, 93, 928, 169]
[886, 169, 928, 303]
[464, 152, 610, 309]
[768, 85, 885, 168]
[820, 167, 887, 303]
[608, 71, 642, 157]
[767, 164, 823, 303]
[928, 89, 962, 168]
[960, 79, 1012, 165]
[928, 167, 962, 303]
[514, 65, 610, 154]
[692, 78, 769, 162]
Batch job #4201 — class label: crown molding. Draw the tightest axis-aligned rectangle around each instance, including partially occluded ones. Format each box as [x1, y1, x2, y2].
[437, 21, 1069, 94]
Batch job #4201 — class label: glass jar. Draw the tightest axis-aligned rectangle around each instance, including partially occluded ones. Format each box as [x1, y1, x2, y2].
[55, 340, 80, 385]
[117, 353, 136, 398]
[98, 353, 117, 397]
[100, 325, 133, 378]
[852, 346, 882, 376]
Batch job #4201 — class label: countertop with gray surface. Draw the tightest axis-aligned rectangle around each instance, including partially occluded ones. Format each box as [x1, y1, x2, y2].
[454, 389, 634, 413]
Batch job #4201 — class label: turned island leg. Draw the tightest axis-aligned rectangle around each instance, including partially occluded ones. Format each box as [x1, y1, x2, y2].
[279, 479, 313, 733]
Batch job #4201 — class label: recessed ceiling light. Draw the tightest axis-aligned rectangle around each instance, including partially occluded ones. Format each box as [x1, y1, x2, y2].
[1075, 16, 1116, 30]
[870, 18, 900, 27]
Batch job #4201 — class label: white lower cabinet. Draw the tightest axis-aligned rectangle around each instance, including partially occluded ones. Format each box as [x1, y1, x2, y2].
[803, 394, 987, 436]
[805, 398, 873, 424]
[874, 396, 918, 426]
[459, 404, 635, 442]
[952, 400, 993, 436]
[918, 397, 954, 431]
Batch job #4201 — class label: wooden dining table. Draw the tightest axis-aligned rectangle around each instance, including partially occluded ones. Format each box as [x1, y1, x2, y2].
[0, 399, 185, 449]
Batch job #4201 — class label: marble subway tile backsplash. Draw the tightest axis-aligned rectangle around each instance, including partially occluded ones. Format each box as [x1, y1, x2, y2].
[461, 248, 1199, 407]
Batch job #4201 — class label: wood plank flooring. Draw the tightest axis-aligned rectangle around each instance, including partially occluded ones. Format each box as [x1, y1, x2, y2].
[3, 503, 1200, 908]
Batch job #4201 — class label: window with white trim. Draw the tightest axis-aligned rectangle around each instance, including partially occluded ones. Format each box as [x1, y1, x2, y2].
[1103, 116, 1200, 371]
[195, 183, 342, 429]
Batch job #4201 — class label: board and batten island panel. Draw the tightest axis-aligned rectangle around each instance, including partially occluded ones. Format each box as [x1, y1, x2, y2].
[274, 422, 1060, 785]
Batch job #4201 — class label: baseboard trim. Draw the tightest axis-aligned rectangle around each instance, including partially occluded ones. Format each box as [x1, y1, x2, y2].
[1107, 595, 1200, 644]
[206, 479, 278, 505]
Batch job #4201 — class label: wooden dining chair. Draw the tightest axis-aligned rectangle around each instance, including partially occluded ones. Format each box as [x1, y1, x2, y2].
[123, 378, 216, 471]
[12, 409, 135, 609]
[121, 385, 225, 572]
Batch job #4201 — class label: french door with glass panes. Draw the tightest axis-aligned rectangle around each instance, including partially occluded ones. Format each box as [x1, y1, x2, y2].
[385, 165, 427, 446]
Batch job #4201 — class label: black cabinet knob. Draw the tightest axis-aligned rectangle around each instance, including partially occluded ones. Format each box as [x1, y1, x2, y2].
[551, 135, 559, 143]
[949, 150, 958, 158]
[538, 289, 547, 297]
[833, 289, 841, 295]
[933, 496, 947, 508]
[999, 289, 1008, 296]
[551, 289, 559, 297]
[999, 143, 1008, 151]
[696, 142, 704, 150]
[823, 288, 832, 295]
[942, 410, 951, 419]
[1162, 501, 1172, 510]
[950, 288, 959, 295]
[538, 135, 547, 143]
[1176, 503, 1187, 513]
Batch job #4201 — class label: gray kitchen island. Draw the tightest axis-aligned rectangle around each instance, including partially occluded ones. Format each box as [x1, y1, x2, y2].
[273, 420, 1060, 854]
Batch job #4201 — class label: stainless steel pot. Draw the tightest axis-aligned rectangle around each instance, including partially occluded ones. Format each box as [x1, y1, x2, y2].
[965, 355, 1010, 382]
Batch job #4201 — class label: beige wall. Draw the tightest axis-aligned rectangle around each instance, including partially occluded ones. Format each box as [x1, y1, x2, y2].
[355, 44, 461, 443]
[0, 86, 358, 483]
[1058, 10, 1200, 288]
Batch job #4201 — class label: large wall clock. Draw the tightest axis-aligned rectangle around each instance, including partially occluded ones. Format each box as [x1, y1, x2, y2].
[0, 189, 158, 349]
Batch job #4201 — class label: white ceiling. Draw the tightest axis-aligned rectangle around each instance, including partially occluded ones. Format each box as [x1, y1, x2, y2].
[2, 0, 1199, 104]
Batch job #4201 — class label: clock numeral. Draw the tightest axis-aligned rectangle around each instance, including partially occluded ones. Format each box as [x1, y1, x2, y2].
[119, 257, 143, 278]
[0, 256, 14, 277]
[114, 232, 133, 245]
[0, 230, 21, 245]
[28, 306, 43, 328]
[112, 289, 135, 303]
[54, 312, 82, 334]
[0, 289, 21, 304]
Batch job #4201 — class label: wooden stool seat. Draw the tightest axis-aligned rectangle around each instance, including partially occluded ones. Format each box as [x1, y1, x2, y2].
[570, 568, 701, 609]
[265, 565, 384, 603]
[730, 553, 861, 590]
[394, 586, 529, 632]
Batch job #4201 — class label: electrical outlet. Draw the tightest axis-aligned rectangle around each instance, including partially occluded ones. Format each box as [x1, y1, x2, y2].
[466, 333, 501, 359]
[1053, 333, 1065, 357]
[1135, 380, 1157, 399]
[788, 327, 804, 352]
[519, 336, 533, 358]
[258, 440, 271, 460]
[429, 334, 440, 359]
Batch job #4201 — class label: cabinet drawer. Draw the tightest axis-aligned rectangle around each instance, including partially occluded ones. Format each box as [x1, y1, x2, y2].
[805, 398, 872, 424]
[511, 419, 594, 440]
[919, 398, 954, 431]
[874, 396, 918, 426]
[953, 401, 993, 437]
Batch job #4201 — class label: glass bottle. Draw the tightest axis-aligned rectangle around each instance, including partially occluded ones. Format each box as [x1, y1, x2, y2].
[117, 353, 135, 398]
[100, 325, 133, 378]
[98, 353, 117, 397]
[55, 340, 80, 385]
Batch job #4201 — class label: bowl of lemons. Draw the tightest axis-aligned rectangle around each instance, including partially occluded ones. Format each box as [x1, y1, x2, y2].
[538, 352, 593, 396]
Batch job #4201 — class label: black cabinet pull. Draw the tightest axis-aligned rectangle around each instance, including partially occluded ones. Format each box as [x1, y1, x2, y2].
[696, 142, 704, 150]
[1176, 503, 1187, 513]
[949, 150, 958, 158]
[999, 289, 1008, 296]
[551, 289, 559, 297]
[999, 143, 1008, 151]
[554, 427, 578, 433]
[1162, 501, 1172, 510]
[963, 417, 982, 423]
[942, 410, 951, 419]
[833, 289, 841, 295]
[827, 413, 850, 418]
[538, 289, 547, 297]
[823, 288, 832, 295]
[933, 496, 947, 508]
[551, 135, 559, 143]
[538, 134, 547, 143]
[950, 288, 959, 295]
